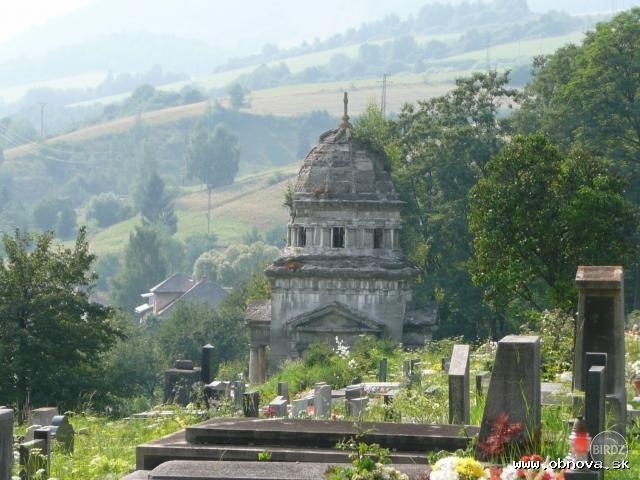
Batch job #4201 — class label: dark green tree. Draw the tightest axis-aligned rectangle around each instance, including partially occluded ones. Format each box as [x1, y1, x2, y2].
[55, 204, 77, 239]
[87, 192, 133, 228]
[514, 9, 640, 308]
[187, 122, 240, 234]
[134, 170, 178, 234]
[111, 226, 169, 312]
[154, 302, 247, 370]
[0, 228, 119, 410]
[379, 71, 519, 338]
[226, 83, 250, 110]
[468, 133, 636, 314]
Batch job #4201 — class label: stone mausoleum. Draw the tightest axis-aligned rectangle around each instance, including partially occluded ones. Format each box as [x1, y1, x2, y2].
[247, 94, 436, 383]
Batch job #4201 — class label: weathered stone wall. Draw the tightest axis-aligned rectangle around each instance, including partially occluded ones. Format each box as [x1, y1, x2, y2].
[269, 276, 412, 370]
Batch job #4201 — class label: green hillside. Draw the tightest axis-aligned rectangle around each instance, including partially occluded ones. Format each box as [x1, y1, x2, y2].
[87, 163, 297, 256]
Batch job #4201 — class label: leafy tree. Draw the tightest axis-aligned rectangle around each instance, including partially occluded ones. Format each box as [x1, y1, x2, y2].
[183, 233, 217, 270]
[0, 228, 120, 410]
[364, 71, 519, 338]
[32, 197, 66, 231]
[134, 170, 178, 234]
[226, 83, 250, 110]
[87, 192, 133, 228]
[154, 302, 247, 370]
[468, 133, 636, 313]
[187, 122, 240, 234]
[194, 241, 279, 287]
[55, 204, 77, 239]
[111, 226, 169, 312]
[515, 9, 640, 307]
[102, 316, 160, 400]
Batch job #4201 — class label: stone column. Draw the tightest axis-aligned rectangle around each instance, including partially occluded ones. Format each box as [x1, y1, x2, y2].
[448, 344, 470, 425]
[249, 346, 259, 384]
[287, 226, 291, 247]
[573, 266, 626, 436]
[257, 345, 267, 384]
[201, 344, 214, 383]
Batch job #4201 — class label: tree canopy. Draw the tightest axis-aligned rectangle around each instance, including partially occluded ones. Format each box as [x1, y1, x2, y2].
[379, 71, 519, 337]
[469, 133, 636, 312]
[187, 122, 240, 189]
[134, 170, 178, 234]
[0, 228, 120, 410]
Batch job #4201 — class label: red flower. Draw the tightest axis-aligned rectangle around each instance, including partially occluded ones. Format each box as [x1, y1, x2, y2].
[477, 413, 525, 457]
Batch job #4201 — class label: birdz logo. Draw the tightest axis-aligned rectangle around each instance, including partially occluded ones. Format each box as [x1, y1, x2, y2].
[590, 430, 629, 469]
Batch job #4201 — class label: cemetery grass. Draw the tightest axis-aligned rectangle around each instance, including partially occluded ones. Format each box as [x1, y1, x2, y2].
[14, 408, 206, 479]
[17, 335, 640, 479]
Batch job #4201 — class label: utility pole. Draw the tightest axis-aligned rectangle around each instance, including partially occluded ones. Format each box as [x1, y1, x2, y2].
[37, 102, 47, 140]
[378, 73, 392, 118]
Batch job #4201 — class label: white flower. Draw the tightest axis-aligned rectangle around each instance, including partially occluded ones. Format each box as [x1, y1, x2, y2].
[500, 464, 519, 480]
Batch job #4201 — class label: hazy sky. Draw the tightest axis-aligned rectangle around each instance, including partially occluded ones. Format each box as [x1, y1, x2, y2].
[2, 0, 639, 48]
[0, 0, 92, 43]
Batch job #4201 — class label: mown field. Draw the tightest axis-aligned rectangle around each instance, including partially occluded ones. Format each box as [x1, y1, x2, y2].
[86, 163, 297, 256]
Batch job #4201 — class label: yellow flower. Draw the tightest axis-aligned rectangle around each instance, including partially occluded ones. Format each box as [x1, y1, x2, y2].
[455, 457, 486, 479]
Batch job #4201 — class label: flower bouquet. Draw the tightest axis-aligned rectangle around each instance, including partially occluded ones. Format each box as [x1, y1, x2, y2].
[429, 456, 489, 480]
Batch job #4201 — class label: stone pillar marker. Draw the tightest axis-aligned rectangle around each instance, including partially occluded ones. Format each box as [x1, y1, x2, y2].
[573, 266, 626, 435]
[233, 381, 245, 410]
[201, 344, 214, 384]
[277, 382, 289, 402]
[448, 344, 470, 424]
[248, 346, 259, 384]
[378, 358, 388, 382]
[242, 391, 260, 417]
[476, 335, 541, 459]
[0, 408, 13, 480]
[314, 383, 331, 419]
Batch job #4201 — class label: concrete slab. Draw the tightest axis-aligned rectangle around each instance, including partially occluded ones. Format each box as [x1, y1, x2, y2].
[147, 461, 428, 480]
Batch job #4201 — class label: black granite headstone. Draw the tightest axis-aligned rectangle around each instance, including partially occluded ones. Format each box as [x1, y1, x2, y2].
[201, 344, 214, 384]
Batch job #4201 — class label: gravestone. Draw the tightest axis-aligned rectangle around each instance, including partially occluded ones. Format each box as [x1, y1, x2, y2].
[540, 383, 570, 406]
[476, 335, 541, 460]
[174, 359, 194, 370]
[402, 360, 411, 382]
[164, 361, 202, 406]
[448, 344, 470, 424]
[201, 344, 214, 384]
[20, 428, 51, 480]
[268, 396, 288, 417]
[348, 397, 369, 419]
[379, 358, 388, 382]
[425, 385, 440, 396]
[291, 398, 309, 418]
[50, 415, 74, 453]
[345, 385, 365, 401]
[0, 408, 13, 480]
[573, 266, 626, 436]
[585, 365, 605, 468]
[205, 381, 231, 402]
[28, 407, 58, 428]
[314, 383, 331, 419]
[233, 381, 245, 410]
[242, 391, 260, 417]
[475, 372, 490, 396]
[277, 382, 289, 402]
[441, 357, 451, 372]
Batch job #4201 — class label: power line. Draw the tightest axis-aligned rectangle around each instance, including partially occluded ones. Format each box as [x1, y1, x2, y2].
[37, 102, 47, 140]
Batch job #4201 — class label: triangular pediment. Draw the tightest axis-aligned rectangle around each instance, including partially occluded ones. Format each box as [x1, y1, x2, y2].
[285, 302, 384, 334]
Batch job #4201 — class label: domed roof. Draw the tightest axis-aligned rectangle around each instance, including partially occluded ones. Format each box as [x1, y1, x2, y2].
[293, 96, 400, 203]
